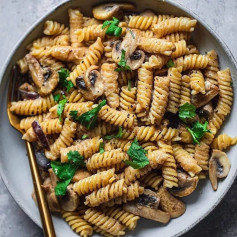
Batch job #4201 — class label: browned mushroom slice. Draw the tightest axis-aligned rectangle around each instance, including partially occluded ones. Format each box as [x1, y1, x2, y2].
[48, 168, 59, 188]
[197, 102, 213, 120]
[76, 65, 104, 101]
[93, 3, 135, 20]
[127, 50, 145, 70]
[191, 84, 219, 108]
[18, 82, 39, 100]
[123, 203, 170, 224]
[123, 188, 170, 223]
[25, 54, 59, 96]
[157, 186, 186, 218]
[170, 170, 199, 197]
[59, 184, 79, 211]
[112, 30, 139, 63]
[138, 189, 160, 209]
[42, 177, 61, 212]
[209, 149, 231, 191]
[140, 10, 156, 16]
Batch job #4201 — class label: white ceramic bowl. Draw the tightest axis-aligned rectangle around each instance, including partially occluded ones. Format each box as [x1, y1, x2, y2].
[0, 0, 237, 236]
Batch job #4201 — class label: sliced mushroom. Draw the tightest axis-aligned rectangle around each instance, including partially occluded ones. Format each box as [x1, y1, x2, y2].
[170, 170, 199, 197]
[123, 188, 170, 223]
[76, 65, 104, 101]
[25, 54, 59, 96]
[157, 186, 186, 218]
[140, 10, 156, 16]
[93, 3, 135, 20]
[191, 84, 219, 108]
[138, 189, 160, 209]
[112, 30, 139, 63]
[59, 184, 79, 211]
[197, 102, 213, 120]
[48, 168, 58, 188]
[42, 177, 61, 212]
[209, 149, 231, 191]
[123, 202, 170, 224]
[72, 169, 91, 182]
[18, 82, 39, 100]
[126, 50, 145, 70]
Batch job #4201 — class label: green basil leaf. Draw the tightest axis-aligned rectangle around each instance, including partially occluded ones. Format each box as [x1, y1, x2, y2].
[99, 142, 105, 154]
[70, 100, 106, 129]
[114, 26, 122, 37]
[55, 179, 71, 196]
[128, 79, 131, 91]
[115, 49, 131, 72]
[57, 96, 68, 122]
[126, 139, 149, 169]
[179, 102, 196, 122]
[53, 93, 61, 103]
[67, 150, 85, 166]
[187, 121, 211, 144]
[58, 68, 74, 92]
[104, 126, 123, 140]
[166, 59, 175, 68]
[82, 134, 88, 140]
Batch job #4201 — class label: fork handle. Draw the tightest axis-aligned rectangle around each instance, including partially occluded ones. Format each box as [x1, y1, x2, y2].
[26, 141, 56, 237]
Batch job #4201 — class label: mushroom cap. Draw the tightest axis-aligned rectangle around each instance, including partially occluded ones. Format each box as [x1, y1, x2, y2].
[209, 149, 231, 191]
[127, 50, 145, 70]
[191, 84, 219, 108]
[59, 184, 79, 212]
[93, 3, 135, 20]
[157, 186, 186, 218]
[140, 10, 156, 16]
[138, 189, 160, 209]
[76, 65, 104, 101]
[170, 170, 199, 197]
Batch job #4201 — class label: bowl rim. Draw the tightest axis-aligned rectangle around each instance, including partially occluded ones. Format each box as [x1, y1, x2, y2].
[0, 0, 236, 236]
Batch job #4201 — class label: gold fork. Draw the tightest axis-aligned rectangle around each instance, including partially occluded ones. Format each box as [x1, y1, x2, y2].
[7, 66, 56, 237]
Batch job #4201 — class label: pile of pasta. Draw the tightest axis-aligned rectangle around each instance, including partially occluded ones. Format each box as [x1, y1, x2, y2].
[10, 3, 237, 237]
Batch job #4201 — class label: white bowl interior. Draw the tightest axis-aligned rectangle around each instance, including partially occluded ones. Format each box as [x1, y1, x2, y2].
[0, 0, 236, 237]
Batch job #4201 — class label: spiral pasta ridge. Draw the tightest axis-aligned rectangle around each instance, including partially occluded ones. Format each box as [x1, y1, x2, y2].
[194, 142, 210, 171]
[44, 21, 69, 36]
[212, 133, 237, 151]
[189, 70, 205, 95]
[60, 136, 102, 162]
[99, 105, 136, 128]
[140, 172, 163, 190]
[166, 66, 182, 114]
[149, 76, 170, 125]
[171, 40, 187, 58]
[174, 54, 209, 71]
[20, 113, 48, 131]
[84, 208, 125, 236]
[10, 94, 56, 115]
[62, 211, 93, 237]
[86, 149, 129, 172]
[73, 169, 116, 196]
[45, 119, 77, 160]
[84, 179, 128, 206]
[152, 17, 197, 38]
[180, 75, 191, 105]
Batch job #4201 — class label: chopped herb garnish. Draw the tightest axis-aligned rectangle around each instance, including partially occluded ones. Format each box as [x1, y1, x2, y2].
[186, 121, 211, 144]
[124, 138, 149, 169]
[51, 150, 85, 196]
[115, 49, 131, 72]
[179, 102, 196, 122]
[57, 96, 68, 122]
[70, 100, 106, 129]
[99, 142, 105, 154]
[58, 68, 74, 92]
[129, 29, 135, 39]
[67, 150, 85, 167]
[104, 126, 123, 140]
[166, 59, 175, 68]
[82, 134, 88, 140]
[102, 17, 122, 37]
[230, 82, 233, 87]
[53, 93, 61, 103]
[128, 79, 131, 91]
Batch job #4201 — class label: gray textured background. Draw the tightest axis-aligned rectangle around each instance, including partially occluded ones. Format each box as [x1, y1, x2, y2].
[0, 0, 237, 236]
